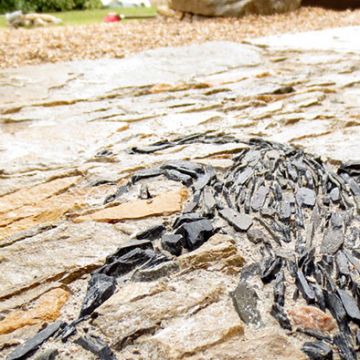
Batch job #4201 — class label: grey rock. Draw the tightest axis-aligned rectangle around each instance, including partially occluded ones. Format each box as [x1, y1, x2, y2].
[219, 208, 253, 231]
[230, 281, 261, 325]
[7, 322, 64, 360]
[169, 0, 301, 17]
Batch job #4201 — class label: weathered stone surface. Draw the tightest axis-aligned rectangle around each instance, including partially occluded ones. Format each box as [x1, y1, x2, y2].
[149, 300, 244, 358]
[0, 288, 68, 335]
[0, 222, 126, 300]
[169, 0, 301, 17]
[74, 189, 188, 223]
[288, 306, 336, 332]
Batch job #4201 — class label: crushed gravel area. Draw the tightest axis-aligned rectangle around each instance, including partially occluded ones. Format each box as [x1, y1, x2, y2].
[0, 6, 360, 69]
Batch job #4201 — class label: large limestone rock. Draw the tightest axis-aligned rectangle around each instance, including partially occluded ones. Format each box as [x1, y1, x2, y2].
[168, 0, 302, 17]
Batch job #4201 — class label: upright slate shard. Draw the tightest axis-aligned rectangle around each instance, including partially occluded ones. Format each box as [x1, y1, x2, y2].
[274, 271, 286, 307]
[260, 256, 282, 284]
[230, 281, 261, 325]
[271, 303, 292, 330]
[80, 273, 116, 317]
[296, 270, 316, 303]
[333, 334, 356, 360]
[337, 289, 360, 322]
[302, 341, 333, 360]
[76, 335, 117, 360]
[7, 321, 64, 360]
[251, 186, 269, 211]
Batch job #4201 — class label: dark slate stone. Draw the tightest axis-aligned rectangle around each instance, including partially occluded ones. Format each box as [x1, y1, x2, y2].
[333, 334, 356, 360]
[99, 248, 155, 277]
[274, 271, 286, 307]
[173, 213, 204, 228]
[270, 303, 292, 330]
[175, 219, 214, 250]
[320, 228, 344, 255]
[136, 225, 165, 241]
[105, 239, 153, 263]
[329, 187, 340, 203]
[7, 321, 64, 360]
[337, 289, 360, 322]
[260, 256, 282, 284]
[193, 172, 212, 192]
[272, 86, 295, 95]
[230, 281, 261, 325]
[219, 208, 253, 232]
[79, 273, 116, 317]
[163, 169, 193, 186]
[235, 167, 254, 186]
[75, 335, 117, 360]
[251, 186, 269, 211]
[161, 160, 203, 177]
[302, 341, 333, 360]
[161, 234, 183, 256]
[296, 187, 316, 207]
[131, 168, 163, 183]
[247, 228, 266, 244]
[296, 270, 316, 303]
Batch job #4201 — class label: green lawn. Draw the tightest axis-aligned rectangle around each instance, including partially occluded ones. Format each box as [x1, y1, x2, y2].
[0, 7, 156, 28]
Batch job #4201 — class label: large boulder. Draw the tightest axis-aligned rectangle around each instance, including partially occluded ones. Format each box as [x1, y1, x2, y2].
[168, 0, 301, 16]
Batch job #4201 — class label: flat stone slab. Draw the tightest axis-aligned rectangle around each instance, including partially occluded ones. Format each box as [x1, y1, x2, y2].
[1, 26, 360, 359]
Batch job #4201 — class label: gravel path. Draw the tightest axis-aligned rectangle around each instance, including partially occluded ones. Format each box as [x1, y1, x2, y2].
[0, 6, 360, 69]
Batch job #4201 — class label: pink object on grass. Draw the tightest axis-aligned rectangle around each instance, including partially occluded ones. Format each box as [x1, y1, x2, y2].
[104, 13, 121, 23]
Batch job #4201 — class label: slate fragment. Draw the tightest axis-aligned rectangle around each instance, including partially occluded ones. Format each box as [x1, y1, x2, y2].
[235, 167, 253, 186]
[260, 256, 282, 284]
[99, 248, 156, 277]
[274, 271, 286, 307]
[75, 335, 117, 360]
[106, 239, 153, 263]
[337, 289, 360, 322]
[230, 281, 261, 326]
[219, 208, 253, 231]
[173, 213, 204, 228]
[161, 234, 183, 256]
[161, 160, 203, 177]
[321, 228, 344, 255]
[175, 219, 214, 250]
[302, 341, 333, 360]
[132, 168, 163, 183]
[247, 228, 266, 244]
[80, 273, 116, 317]
[136, 225, 165, 241]
[251, 186, 269, 211]
[333, 334, 356, 360]
[329, 187, 340, 203]
[296, 270, 316, 303]
[296, 187, 316, 207]
[163, 169, 193, 187]
[7, 321, 64, 360]
[271, 303, 292, 330]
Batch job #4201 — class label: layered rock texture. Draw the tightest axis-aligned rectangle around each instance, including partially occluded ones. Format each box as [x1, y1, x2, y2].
[1, 27, 360, 359]
[169, 0, 302, 16]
